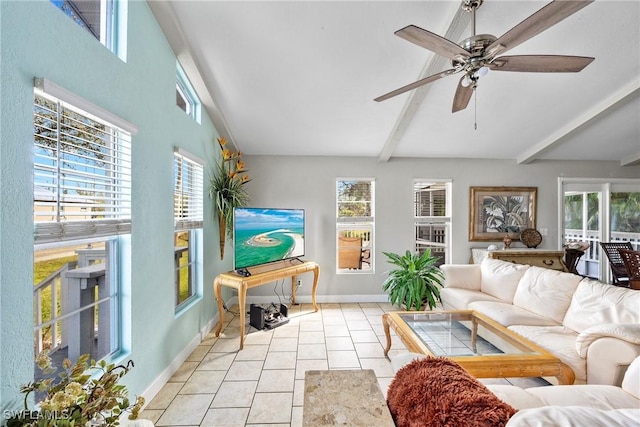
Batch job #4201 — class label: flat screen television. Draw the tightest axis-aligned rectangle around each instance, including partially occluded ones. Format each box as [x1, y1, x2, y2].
[233, 207, 305, 271]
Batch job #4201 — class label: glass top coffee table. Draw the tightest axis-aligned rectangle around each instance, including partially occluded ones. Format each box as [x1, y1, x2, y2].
[382, 310, 575, 385]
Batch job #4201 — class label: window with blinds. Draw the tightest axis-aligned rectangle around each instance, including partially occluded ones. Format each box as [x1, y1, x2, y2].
[32, 86, 132, 361]
[414, 180, 451, 265]
[336, 179, 374, 273]
[174, 149, 203, 309]
[33, 92, 132, 244]
[173, 150, 204, 230]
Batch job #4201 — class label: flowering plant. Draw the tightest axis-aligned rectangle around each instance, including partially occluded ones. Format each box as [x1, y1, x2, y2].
[7, 353, 144, 427]
[209, 137, 250, 256]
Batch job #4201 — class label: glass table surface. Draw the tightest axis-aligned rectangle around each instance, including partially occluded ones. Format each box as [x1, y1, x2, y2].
[397, 311, 539, 357]
[382, 310, 575, 384]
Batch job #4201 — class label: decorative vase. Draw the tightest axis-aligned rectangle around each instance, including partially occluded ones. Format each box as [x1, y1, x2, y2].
[218, 213, 226, 260]
[503, 235, 512, 249]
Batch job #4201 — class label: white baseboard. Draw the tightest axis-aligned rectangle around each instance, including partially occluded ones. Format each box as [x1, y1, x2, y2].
[227, 294, 390, 305]
[139, 314, 218, 406]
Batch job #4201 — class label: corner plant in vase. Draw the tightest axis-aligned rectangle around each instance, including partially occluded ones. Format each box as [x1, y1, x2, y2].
[209, 136, 251, 259]
[7, 353, 144, 427]
[382, 249, 444, 311]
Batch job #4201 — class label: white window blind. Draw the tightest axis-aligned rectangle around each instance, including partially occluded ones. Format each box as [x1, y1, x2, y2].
[414, 181, 448, 218]
[413, 180, 451, 265]
[33, 91, 132, 244]
[174, 149, 204, 231]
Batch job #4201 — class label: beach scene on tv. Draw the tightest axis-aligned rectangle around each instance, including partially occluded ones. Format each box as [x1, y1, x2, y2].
[234, 208, 305, 269]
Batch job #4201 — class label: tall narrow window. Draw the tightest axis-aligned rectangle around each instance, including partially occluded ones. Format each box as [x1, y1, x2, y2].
[176, 62, 201, 123]
[50, 0, 125, 58]
[33, 83, 134, 362]
[414, 180, 451, 266]
[174, 149, 204, 309]
[336, 179, 374, 273]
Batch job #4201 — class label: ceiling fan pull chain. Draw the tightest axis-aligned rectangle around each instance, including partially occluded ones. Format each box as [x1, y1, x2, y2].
[474, 87, 478, 130]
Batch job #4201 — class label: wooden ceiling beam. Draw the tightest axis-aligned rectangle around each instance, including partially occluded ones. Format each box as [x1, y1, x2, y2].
[517, 80, 640, 165]
[377, 3, 471, 162]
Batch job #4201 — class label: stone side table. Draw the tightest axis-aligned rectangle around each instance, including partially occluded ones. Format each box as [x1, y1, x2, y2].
[303, 369, 395, 426]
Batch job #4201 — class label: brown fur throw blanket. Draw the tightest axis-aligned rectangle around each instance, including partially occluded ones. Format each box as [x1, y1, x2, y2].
[387, 357, 517, 427]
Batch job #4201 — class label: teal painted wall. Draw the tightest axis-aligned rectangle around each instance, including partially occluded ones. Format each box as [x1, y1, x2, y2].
[0, 0, 229, 406]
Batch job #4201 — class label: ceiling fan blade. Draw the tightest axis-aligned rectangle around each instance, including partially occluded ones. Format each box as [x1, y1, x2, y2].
[374, 69, 458, 102]
[452, 76, 474, 113]
[488, 55, 594, 72]
[395, 25, 470, 61]
[486, 0, 594, 57]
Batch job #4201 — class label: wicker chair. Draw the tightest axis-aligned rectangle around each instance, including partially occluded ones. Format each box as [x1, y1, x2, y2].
[599, 242, 633, 286]
[619, 249, 640, 290]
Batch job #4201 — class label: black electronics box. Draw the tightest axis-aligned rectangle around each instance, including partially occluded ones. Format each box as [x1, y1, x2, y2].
[249, 303, 289, 330]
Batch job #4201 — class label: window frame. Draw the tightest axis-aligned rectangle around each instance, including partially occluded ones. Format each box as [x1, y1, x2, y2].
[49, 0, 126, 59]
[173, 149, 204, 311]
[336, 178, 375, 274]
[559, 177, 640, 280]
[33, 81, 134, 361]
[176, 62, 201, 123]
[413, 179, 452, 266]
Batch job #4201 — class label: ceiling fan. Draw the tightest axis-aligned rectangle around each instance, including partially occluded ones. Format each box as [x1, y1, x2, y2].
[374, 0, 595, 113]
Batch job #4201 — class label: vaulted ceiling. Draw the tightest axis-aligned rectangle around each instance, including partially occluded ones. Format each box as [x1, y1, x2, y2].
[149, 1, 640, 166]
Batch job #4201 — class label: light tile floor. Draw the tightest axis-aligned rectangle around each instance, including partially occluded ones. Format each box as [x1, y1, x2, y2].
[141, 302, 548, 427]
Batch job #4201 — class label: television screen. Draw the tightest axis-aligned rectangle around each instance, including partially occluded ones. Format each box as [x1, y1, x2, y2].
[233, 208, 305, 270]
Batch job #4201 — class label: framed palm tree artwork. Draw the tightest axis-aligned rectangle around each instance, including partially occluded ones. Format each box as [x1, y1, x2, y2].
[469, 187, 537, 241]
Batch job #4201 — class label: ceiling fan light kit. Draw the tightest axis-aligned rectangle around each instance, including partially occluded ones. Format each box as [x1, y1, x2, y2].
[375, 0, 595, 114]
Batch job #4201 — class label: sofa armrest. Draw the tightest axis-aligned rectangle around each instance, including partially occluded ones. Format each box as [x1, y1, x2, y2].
[576, 324, 640, 358]
[440, 264, 481, 290]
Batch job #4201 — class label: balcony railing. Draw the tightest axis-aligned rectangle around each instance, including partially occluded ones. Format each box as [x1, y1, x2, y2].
[33, 248, 110, 361]
[563, 229, 639, 278]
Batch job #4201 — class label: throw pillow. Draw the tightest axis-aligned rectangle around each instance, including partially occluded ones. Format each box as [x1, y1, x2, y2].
[387, 356, 517, 427]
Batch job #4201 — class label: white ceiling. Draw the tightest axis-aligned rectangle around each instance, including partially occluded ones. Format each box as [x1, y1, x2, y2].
[149, 0, 640, 166]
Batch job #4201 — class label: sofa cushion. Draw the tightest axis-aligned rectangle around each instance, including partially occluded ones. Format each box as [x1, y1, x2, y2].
[525, 384, 640, 410]
[485, 385, 545, 410]
[440, 287, 501, 310]
[508, 325, 586, 381]
[441, 264, 481, 290]
[387, 356, 517, 427]
[563, 278, 640, 333]
[622, 356, 640, 400]
[469, 301, 560, 327]
[512, 267, 582, 324]
[506, 407, 640, 427]
[480, 258, 529, 303]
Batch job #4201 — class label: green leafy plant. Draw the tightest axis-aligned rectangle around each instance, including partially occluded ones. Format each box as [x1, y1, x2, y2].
[382, 249, 444, 311]
[7, 353, 144, 427]
[208, 137, 250, 259]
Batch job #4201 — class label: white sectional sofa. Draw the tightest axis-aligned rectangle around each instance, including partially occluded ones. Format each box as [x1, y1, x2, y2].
[487, 355, 640, 426]
[389, 355, 640, 426]
[440, 258, 640, 385]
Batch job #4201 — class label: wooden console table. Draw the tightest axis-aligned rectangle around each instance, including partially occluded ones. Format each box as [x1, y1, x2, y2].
[488, 249, 568, 272]
[213, 259, 320, 349]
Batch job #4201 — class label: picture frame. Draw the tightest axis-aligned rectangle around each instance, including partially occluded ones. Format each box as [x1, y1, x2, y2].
[469, 186, 537, 241]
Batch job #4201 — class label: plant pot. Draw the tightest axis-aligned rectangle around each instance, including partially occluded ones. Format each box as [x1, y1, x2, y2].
[218, 213, 226, 260]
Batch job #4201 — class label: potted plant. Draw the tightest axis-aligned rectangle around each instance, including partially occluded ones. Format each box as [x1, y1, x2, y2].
[7, 353, 144, 427]
[209, 136, 251, 259]
[382, 249, 444, 311]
